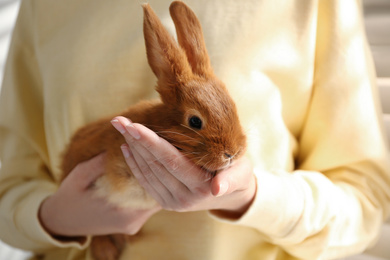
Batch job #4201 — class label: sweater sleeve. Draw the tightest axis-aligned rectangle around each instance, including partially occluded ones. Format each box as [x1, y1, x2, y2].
[211, 0, 390, 259]
[0, 1, 90, 252]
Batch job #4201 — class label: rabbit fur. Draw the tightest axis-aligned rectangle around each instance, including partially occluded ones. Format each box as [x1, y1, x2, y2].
[60, 1, 246, 259]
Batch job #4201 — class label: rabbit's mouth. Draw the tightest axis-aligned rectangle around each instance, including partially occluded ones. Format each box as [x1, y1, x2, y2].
[172, 143, 236, 177]
[201, 160, 233, 177]
[201, 167, 218, 177]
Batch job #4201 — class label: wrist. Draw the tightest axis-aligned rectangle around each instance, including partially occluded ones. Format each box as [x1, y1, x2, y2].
[39, 195, 87, 243]
[39, 195, 64, 236]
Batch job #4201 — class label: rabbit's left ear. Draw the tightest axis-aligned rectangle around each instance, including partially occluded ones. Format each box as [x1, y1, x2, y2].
[170, 1, 213, 78]
[143, 3, 192, 84]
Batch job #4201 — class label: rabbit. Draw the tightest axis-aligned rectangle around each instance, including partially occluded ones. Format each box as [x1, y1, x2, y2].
[60, 1, 247, 260]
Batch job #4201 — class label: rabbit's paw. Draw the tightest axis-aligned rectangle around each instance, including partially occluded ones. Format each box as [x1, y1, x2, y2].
[91, 234, 127, 260]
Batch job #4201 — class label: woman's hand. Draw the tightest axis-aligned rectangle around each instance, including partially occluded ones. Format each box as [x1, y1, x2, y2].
[111, 116, 257, 219]
[39, 154, 161, 238]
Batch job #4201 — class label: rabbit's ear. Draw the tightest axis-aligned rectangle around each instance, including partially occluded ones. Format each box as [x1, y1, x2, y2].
[143, 3, 192, 84]
[169, 1, 213, 78]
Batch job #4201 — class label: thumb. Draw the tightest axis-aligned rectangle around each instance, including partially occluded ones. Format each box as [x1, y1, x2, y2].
[210, 157, 252, 197]
[211, 171, 233, 197]
[67, 153, 106, 190]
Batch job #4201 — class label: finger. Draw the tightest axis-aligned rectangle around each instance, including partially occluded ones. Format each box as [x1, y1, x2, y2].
[131, 127, 207, 196]
[111, 116, 141, 142]
[113, 116, 207, 186]
[68, 153, 106, 190]
[128, 141, 192, 202]
[121, 143, 172, 206]
[211, 158, 253, 197]
[112, 116, 181, 166]
[211, 173, 230, 197]
[129, 123, 207, 186]
[113, 117, 187, 194]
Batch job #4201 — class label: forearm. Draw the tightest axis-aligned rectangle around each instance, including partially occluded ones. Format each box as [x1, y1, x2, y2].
[213, 165, 389, 259]
[0, 172, 78, 251]
[0, 131, 72, 251]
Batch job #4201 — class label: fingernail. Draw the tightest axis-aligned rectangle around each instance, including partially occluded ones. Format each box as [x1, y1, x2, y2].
[217, 181, 229, 197]
[111, 119, 126, 134]
[121, 144, 131, 158]
[125, 122, 141, 140]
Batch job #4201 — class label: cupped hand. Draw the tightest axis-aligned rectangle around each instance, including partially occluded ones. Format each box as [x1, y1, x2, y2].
[111, 116, 256, 219]
[39, 153, 161, 238]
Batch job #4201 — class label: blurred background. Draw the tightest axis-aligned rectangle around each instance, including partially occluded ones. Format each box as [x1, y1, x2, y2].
[0, 0, 389, 259]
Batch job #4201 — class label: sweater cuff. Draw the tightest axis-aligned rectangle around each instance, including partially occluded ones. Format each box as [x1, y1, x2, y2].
[16, 183, 91, 250]
[209, 168, 304, 240]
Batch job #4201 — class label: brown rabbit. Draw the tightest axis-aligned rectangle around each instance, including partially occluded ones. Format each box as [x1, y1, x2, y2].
[60, 1, 246, 259]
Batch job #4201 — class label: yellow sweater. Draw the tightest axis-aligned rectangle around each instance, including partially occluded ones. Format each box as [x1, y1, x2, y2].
[1, 0, 389, 259]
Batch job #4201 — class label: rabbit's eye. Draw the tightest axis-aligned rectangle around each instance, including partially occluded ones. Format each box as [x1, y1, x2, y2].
[189, 116, 203, 130]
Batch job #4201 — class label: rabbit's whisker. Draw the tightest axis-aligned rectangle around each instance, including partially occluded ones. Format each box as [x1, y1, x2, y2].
[152, 152, 188, 165]
[199, 157, 218, 176]
[142, 124, 169, 130]
[153, 136, 199, 153]
[156, 131, 205, 145]
[180, 151, 202, 157]
[195, 154, 209, 167]
[180, 124, 205, 139]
